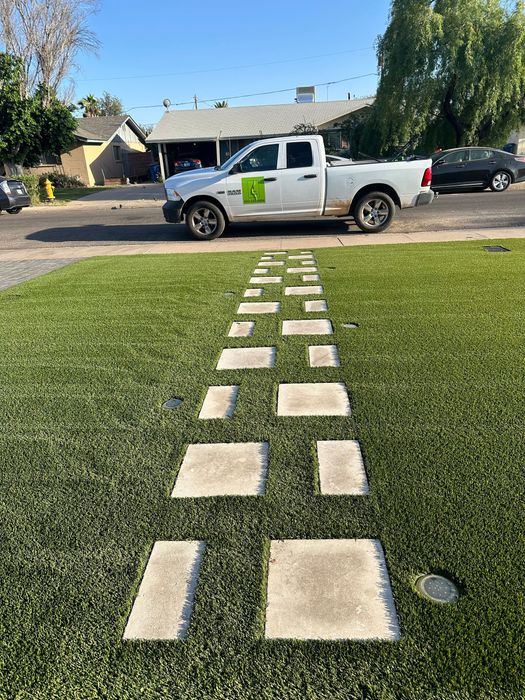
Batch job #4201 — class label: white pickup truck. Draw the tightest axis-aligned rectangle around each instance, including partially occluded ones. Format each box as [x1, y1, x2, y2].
[162, 135, 434, 239]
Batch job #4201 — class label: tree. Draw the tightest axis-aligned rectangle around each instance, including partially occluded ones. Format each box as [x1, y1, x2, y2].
[290, 122, 318, 135]
[214, 101, 228, 108]
[78, 94, 99, 117]
[366, 0, 525, 154]
[0, 0, 100, 100]
[0, 53, 76, 174]
[97, 91, 124, 116]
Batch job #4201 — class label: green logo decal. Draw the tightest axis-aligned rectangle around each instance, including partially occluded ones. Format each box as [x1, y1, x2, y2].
[242, 177, 266, 204]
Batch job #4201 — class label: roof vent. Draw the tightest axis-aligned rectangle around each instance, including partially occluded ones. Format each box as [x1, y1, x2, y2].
[295, 86, 316, 103]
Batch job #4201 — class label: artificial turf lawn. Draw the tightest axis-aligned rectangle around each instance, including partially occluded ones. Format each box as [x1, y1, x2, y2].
[1, 241, 524, 699]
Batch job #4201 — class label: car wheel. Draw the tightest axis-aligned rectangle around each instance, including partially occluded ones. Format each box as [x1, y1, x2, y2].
[353, 191, 396, 233]
[185, 201, 226, 240]
[490, 171, 511, 192]
[6, 207, 22, 214]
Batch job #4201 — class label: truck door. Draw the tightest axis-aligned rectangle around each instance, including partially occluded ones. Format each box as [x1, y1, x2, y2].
[225, 143, 282, 218]
[280, 141, 323, 215]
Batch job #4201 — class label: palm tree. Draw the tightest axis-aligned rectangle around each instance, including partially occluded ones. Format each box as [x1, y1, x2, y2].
[78, 94, 100, 117]
[214, 100, 228, 108]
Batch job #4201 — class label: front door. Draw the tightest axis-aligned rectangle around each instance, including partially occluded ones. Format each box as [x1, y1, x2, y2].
[226, 143, 282, 218]
[280, 140, 323, 215]
[432, 150, 470, 189]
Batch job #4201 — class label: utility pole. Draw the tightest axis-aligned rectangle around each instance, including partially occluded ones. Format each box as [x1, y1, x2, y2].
[193, 94, 198, 110]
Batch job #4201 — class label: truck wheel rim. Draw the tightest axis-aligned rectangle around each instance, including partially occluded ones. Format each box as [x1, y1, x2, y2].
[191, 207, 218, 235]
[493, 173, 509, 190]
[362, 199, 389, 227]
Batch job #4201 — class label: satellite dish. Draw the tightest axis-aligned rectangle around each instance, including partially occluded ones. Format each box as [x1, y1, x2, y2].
[162, 98, 171, 110]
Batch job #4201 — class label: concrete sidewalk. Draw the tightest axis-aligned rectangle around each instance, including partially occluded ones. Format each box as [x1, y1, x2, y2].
[1, 226, 524, 262]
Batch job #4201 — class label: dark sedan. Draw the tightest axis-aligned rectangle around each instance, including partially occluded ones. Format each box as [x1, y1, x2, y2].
[0, 176, 31, 214]
[431, 147, 525, 193]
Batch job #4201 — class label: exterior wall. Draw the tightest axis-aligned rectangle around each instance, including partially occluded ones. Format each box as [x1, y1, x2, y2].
[508, 128, 525, 154]
[26, 144, 92, 184]
[84, 135, 147, 185]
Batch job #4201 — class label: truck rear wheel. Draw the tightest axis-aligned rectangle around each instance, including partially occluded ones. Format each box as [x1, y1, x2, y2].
[186, 201, 226, 240]
[353, 191, 396, 233]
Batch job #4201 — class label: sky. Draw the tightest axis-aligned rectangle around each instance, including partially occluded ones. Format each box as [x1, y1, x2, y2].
[73, 0, 392, 126]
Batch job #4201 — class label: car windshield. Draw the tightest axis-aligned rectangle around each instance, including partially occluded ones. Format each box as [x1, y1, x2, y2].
[218, 144, 254, 171]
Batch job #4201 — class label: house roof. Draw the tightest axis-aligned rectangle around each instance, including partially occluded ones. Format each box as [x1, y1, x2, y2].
[75, 115, 146, 144]
[147, 98, 374, 143]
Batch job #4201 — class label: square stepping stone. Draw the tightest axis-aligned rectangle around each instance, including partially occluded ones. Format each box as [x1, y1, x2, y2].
[199, 385, 239, 419]
[228, 321, 255, 337]
[172, 442, 268, 497]
[237, 302, 280, 314]
[253, 268, 270, 275]
[287, 267, 317, 274]
[217, 347, 276, 369]
[264, 539, 399, 640]
[285, 286, 324, 296]
[308, 345, 340, 367]
[289, 254, 314, 260]
[259, 261, 284, 267]
[305, 300, 328, 312]
[123, 540, 204, 640]
[244, 288, 263, 297]
[317, 440, 368, 495]
[282, 319, 333, 336]
[277, 383, 351, 416]
[249, 276, 283, 284]
[303, 274, 320, 282]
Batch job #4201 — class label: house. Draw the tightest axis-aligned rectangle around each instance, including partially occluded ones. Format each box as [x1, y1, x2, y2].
[507, 127, 525, 154]
[147, 98, 374, 179]
[29, 115, 151, 186]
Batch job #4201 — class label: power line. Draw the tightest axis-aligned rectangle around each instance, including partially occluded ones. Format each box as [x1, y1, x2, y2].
[78, 46, 375, 83]
[125, 72, 378, 112]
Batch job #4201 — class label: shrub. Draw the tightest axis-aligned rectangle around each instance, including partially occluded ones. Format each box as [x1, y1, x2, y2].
[38, 172, 85, 188]
[18, 175, 42, 205]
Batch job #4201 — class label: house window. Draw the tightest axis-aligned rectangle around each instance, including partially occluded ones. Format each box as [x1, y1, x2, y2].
[38, 153, 62, 166]
[113, 145, 122, 162]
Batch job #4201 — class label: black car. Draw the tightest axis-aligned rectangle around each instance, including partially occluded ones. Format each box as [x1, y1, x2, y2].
[0, 176, 31, 214]
[431, 147, 525, 193]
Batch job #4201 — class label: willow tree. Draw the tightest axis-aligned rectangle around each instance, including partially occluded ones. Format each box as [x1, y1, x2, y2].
[366, 0, 525, 153]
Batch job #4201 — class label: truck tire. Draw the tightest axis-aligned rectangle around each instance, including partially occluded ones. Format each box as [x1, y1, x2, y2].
[186, 201, 226, 240]
[353, 191, 396, 233]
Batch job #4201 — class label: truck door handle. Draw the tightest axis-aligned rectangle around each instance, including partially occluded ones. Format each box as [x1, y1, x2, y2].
[264, 177, 277, 182]
[304, 174, 317, 179]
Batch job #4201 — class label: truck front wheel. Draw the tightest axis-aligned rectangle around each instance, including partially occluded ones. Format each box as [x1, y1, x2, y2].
[186, 201, 226, 240]
[353, 191, 396, 233]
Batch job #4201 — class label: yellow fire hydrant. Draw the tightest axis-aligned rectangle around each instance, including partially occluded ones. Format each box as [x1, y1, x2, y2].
[44, 178, 55, 202]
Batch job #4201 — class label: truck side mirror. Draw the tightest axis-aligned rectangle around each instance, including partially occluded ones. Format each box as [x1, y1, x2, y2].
[230, 163, 241, 175]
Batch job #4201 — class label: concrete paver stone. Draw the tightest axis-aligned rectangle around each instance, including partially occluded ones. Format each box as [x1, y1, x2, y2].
[282, 320, 333, 336]
[305, 300, 328, 312]
[237, 302, 280, 314]
[228, 321, 255, 337]
[303, 274, 320, 282]
[289, 254, 314, 260]
[172, 442, 268, 497]
[308, 345, 340, 367]
[244, 288, 263, 297]
[259, 261, 284, 266]
[249, 276, 283, 284]
[199, 385, 239, 419]
[264, 539, 399, 640]
[285, 286, 324, 296]
[253, 268, 270, 275]
[287, 267, 317, 274]
[265, 252, 287, 255]
[217, 347, 276, 369]
[123, 540, 204, 640]
[277, 382, 351, 416]
[317, 440, 368, 495]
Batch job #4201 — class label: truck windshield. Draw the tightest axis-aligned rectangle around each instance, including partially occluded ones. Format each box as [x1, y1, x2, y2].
[218, 144, 254, 171]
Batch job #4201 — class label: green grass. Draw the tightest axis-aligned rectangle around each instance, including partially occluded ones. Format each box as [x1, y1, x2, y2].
[51, 187, 112, 203]
[1, 241, 524, 699]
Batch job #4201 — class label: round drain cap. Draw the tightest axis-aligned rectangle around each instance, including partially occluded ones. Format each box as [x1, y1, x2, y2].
[416, 574, 459, 604]
[163, 398, 183, 410]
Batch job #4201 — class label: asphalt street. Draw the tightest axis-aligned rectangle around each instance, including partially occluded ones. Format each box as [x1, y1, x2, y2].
[0, 188, 523, 252]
